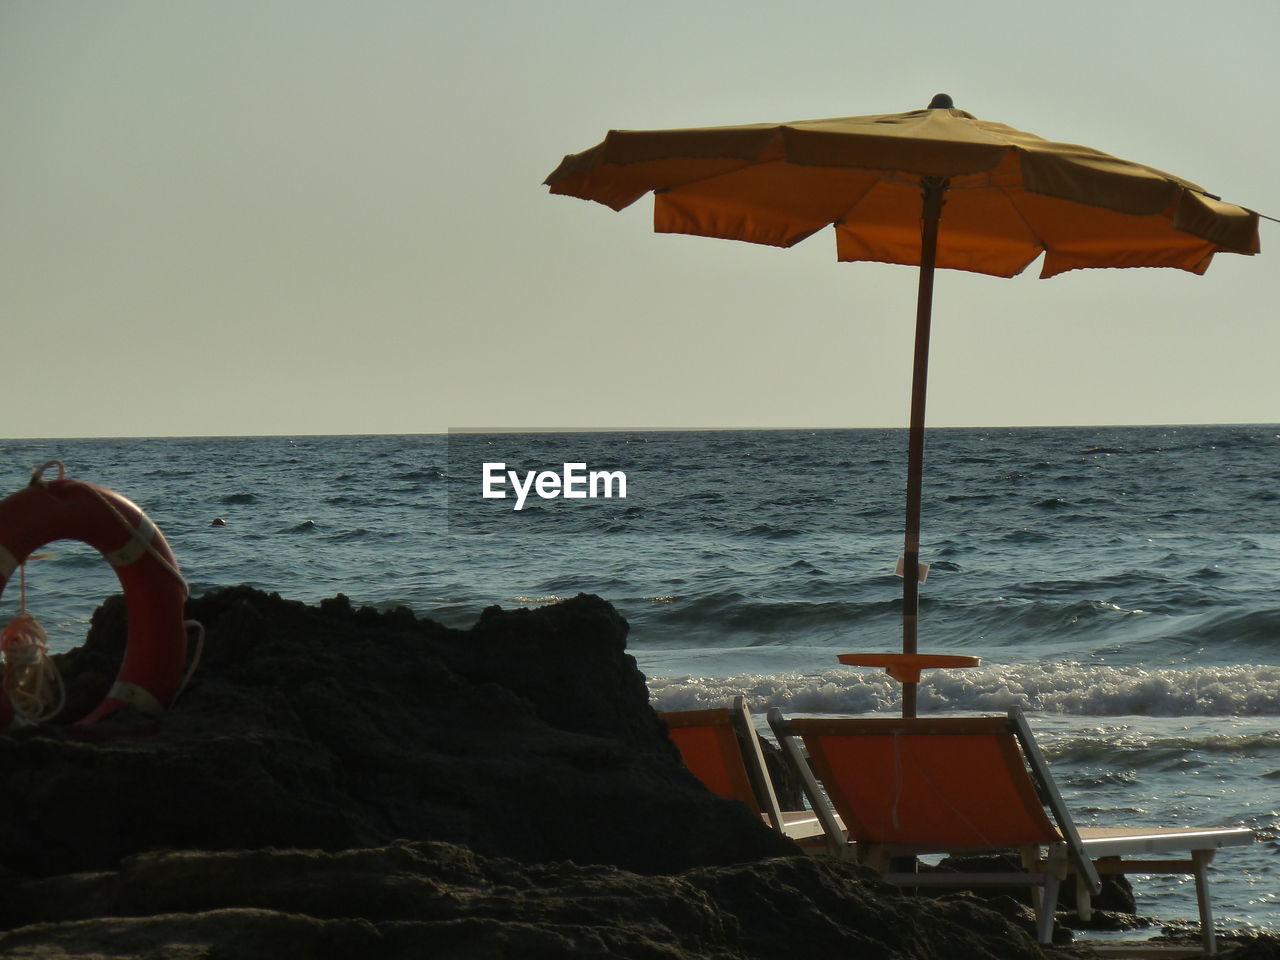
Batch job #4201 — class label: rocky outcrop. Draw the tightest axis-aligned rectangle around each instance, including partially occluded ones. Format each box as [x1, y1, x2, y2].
[1, 587, 1274, 958]
[1, 587, 794, 879]
[2, 840, 1058, 960]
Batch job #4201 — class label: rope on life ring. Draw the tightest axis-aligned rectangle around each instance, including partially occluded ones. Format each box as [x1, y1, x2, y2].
[0, 462, 201, 729]
[0, 576, 66, 726]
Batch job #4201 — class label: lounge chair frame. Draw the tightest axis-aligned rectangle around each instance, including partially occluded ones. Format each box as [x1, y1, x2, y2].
[767, 706, 1252, 953]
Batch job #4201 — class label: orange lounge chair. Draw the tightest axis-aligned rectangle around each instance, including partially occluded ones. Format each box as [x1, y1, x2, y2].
[659, 696, 837, 849]
[768, 707, 1253, 952]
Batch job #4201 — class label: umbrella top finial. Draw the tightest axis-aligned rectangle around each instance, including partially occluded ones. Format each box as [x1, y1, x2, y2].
[926, 93, 954, 109]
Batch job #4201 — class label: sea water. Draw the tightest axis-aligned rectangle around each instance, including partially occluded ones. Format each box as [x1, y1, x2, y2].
[1, 427, 1276, 932]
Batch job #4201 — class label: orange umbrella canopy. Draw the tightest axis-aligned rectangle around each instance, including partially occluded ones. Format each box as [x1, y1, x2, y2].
[545, 99, 1259, 277]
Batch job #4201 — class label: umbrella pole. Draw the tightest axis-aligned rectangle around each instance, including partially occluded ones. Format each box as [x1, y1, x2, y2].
[901, 176, 948, 718]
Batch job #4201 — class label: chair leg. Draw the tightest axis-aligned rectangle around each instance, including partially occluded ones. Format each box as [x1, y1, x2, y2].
[1020, 847, 1044, 914]
[1192, 849, 1217, 955]
[1075, 876, 1094, 922]
[1037, 871, 1061, 944]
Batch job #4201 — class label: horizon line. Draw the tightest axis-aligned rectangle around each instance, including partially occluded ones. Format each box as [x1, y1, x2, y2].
[4, 421, 1279, 442]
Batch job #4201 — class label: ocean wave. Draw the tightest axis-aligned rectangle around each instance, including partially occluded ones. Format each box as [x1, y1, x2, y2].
[323, 494, 392, 507]
[1002, 528, 1052, 542]
[1165, 608, 1280, 650]
[942, 493, 999, 504]
[326, 528, 373, 543]
[646, 593, 900, 635]
[391, 468, 444, 482]
[508, 595, 567, 606]
[1050, 729, 1280, 766]
[631, 590, 1174, 655]
[737, 523, 803, 539]
[40, 550, 102, 570]
[646, 662, 1280, 717]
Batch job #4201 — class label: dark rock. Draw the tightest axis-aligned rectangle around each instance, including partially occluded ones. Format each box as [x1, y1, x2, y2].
[2, 587, 793, 879]
[758, 733, 806, 810]
[1065, 909, 1154, 933]
[1217, 932, 1280, 959]
[0, 840, 1063, 960]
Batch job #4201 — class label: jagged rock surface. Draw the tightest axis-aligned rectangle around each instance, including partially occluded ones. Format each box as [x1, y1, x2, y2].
[2, 840, 1059, 960]
[1, 587, 792, 880]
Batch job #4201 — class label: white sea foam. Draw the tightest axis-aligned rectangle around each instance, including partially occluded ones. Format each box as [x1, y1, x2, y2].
[647, 662, 1280, 716]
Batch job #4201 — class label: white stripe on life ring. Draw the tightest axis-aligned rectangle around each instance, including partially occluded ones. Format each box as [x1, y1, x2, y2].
[107, 680, 165, 716]
[103, 516, 156, 568]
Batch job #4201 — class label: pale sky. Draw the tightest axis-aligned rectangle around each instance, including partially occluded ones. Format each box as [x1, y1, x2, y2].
[3, 0, 1277, 439]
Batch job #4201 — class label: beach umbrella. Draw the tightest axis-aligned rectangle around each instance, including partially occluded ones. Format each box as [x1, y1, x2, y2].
[543, 95, 1261, 717]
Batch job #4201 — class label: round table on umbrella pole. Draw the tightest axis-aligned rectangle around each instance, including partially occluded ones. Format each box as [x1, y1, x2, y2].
[837, 653, 980, 716]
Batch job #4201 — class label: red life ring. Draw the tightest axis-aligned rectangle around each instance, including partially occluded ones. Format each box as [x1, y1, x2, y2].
[0, 463, 189, 728]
